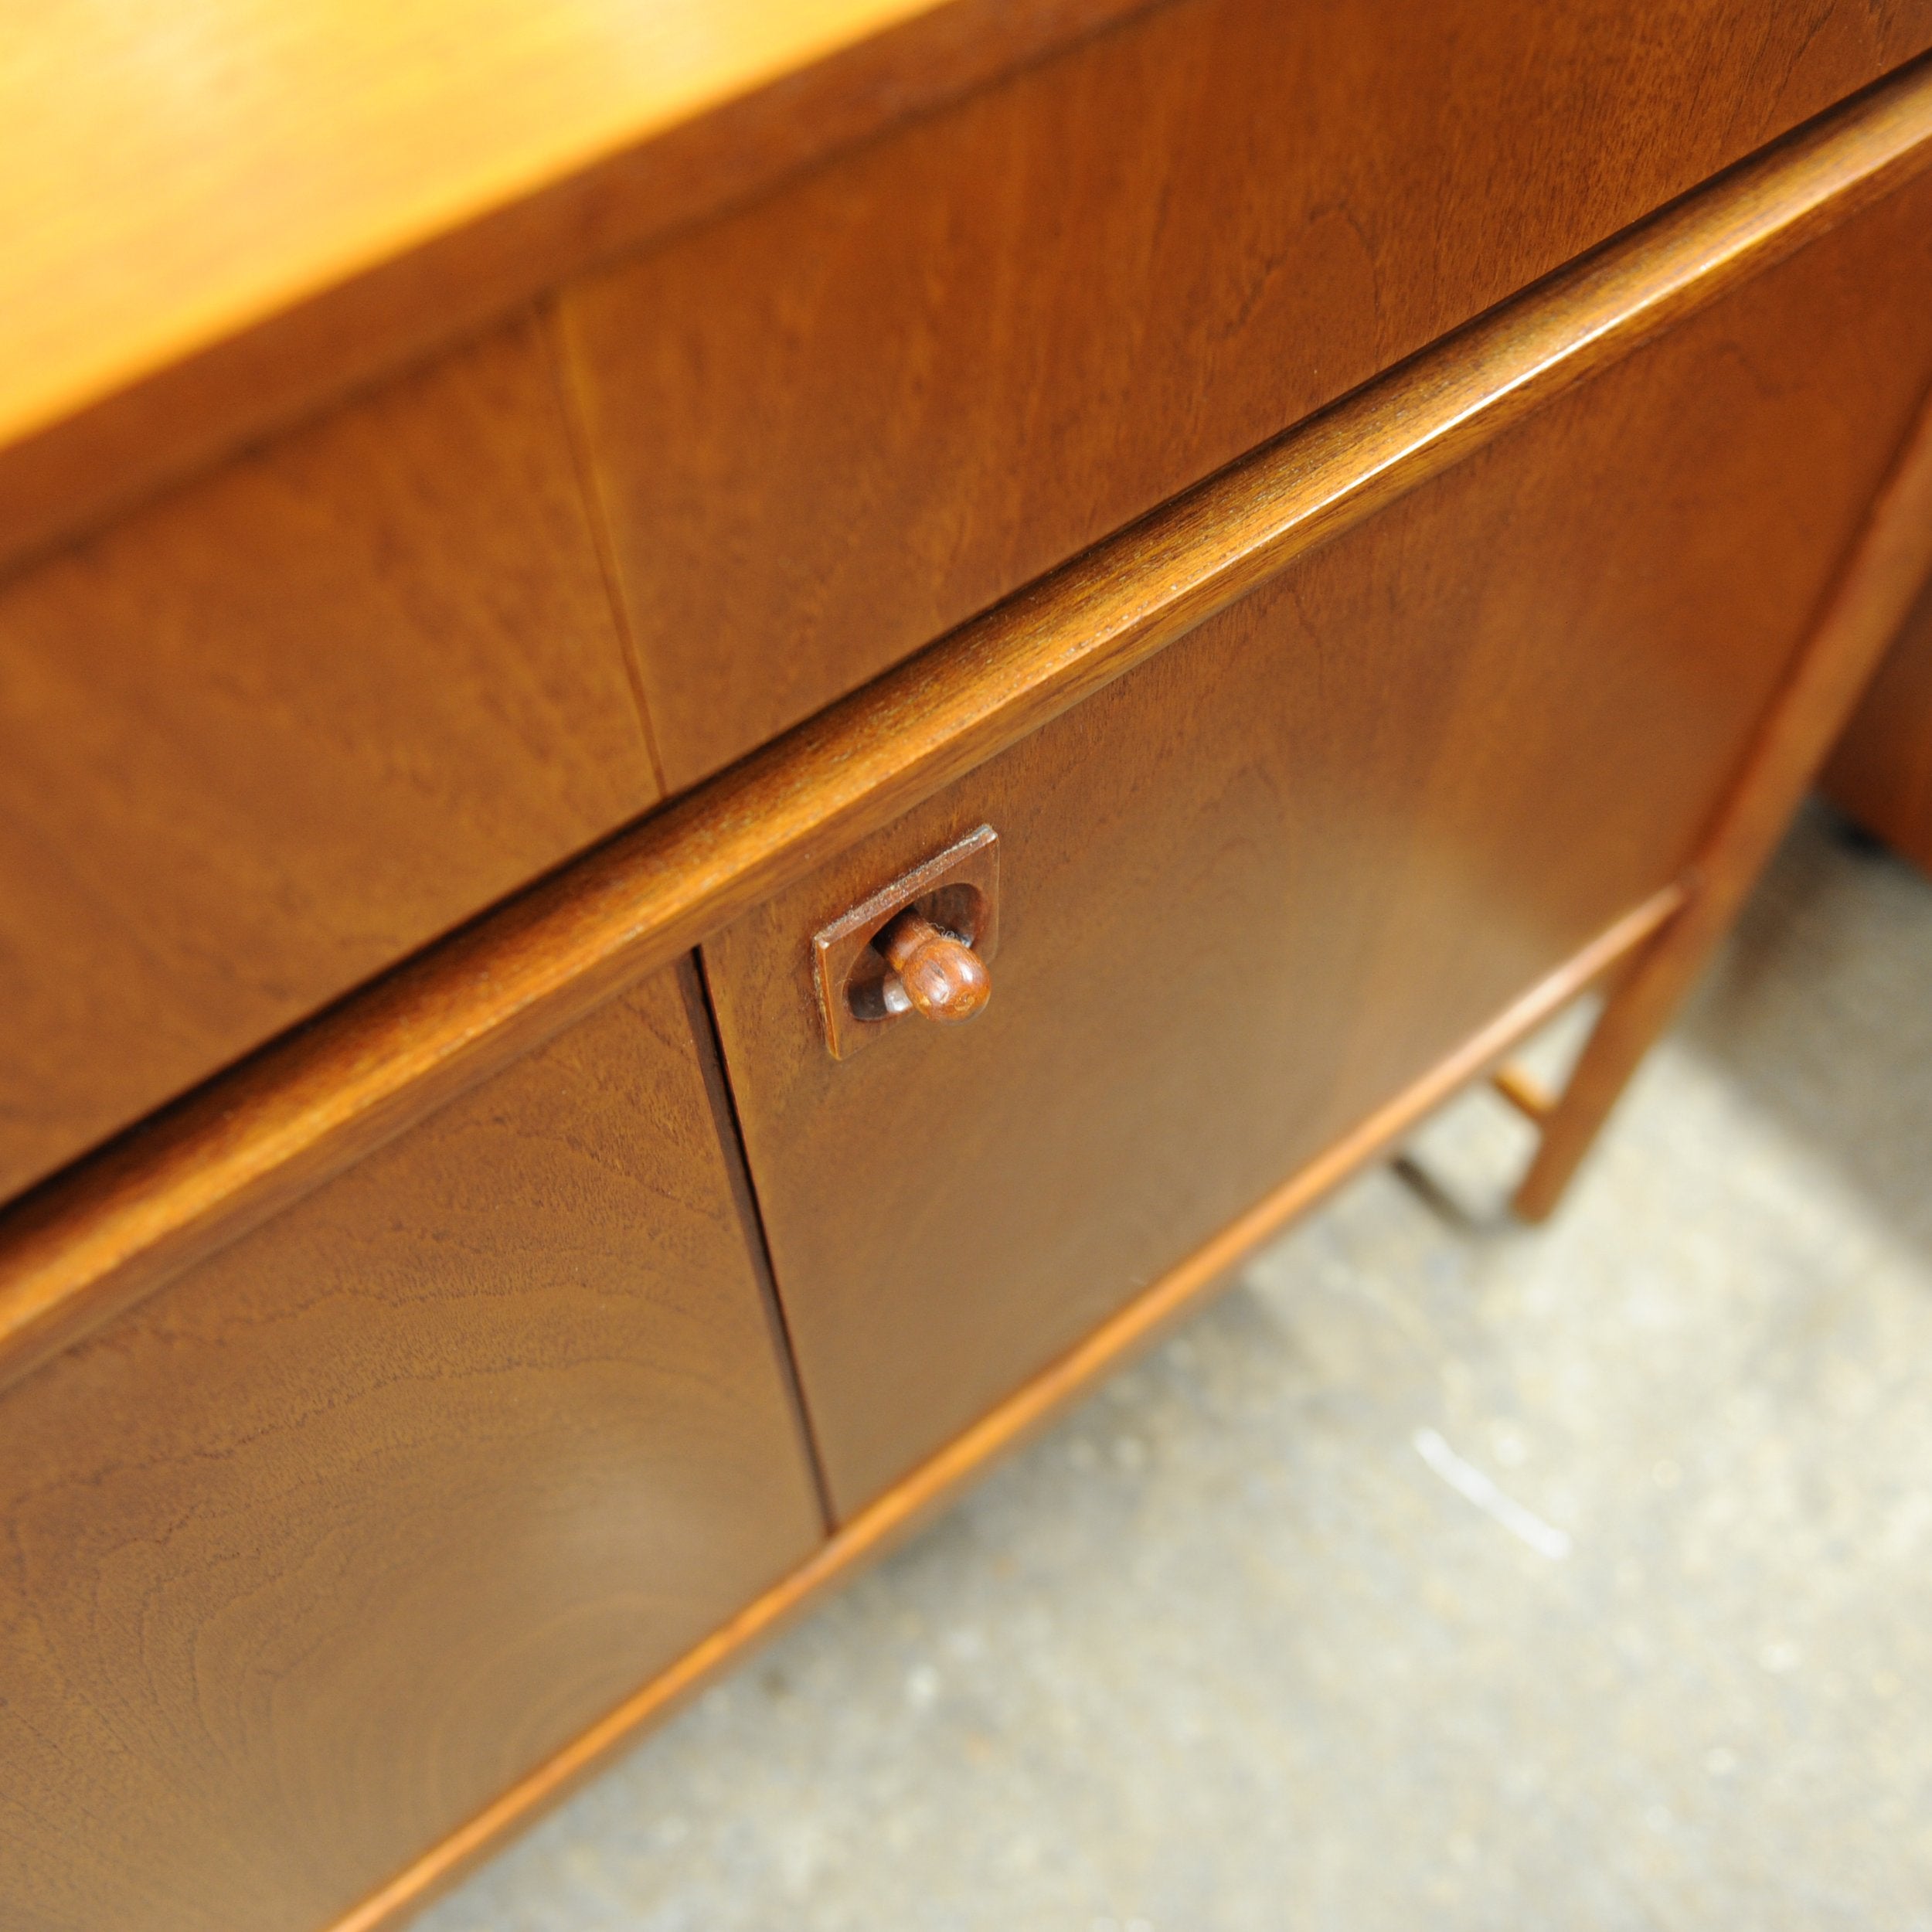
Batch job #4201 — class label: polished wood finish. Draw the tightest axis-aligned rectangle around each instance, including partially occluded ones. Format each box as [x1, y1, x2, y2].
[0, 960, 825, 1932]
[876, 910, 992, 1025]
[5, 74, 1927, 1399]
[0, 0, 1159, 572]
[1516, 371, 1932, 1219]
[703, 174, 1932, 1514]
[323, 889, 1683, 1932]
[559, 3, 1932, 787]
[0, 315, 658, 1204]
[5, 16, 1928, 1927]
[1822, 573, 1932, 872]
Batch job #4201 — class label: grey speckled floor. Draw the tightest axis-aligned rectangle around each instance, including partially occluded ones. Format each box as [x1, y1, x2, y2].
[419, 805, 1932, 1932]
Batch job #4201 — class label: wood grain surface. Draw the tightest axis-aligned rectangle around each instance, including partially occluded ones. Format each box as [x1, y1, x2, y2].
[557, 0, 1932, 787]
[0, 960, 825, 1932]
[1822, 571, 1932, 872]
[0, 315, 658, 1202]
[321, 884, 1682, 1932]
[2, 63, 1924, 1400]
[0, 0, 1155, 573]
[702, 172, 1932, 1515]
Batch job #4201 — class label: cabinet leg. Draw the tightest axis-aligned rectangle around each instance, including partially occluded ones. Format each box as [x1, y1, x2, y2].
[1512, 916, 1702, 1221]
[1514, 376, 1932, 1221]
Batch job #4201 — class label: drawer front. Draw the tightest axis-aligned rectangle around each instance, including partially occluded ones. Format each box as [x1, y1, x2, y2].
[702, 175, 1932, 1519]
[0, 962, 823, 1932]
[556, 0, 1932, 792]
[0, 316, 658, 1203]
[1825, 570, 1932, 873]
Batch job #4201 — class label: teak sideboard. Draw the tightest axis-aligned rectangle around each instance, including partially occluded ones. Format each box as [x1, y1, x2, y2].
[7, 5, 1932, 1928]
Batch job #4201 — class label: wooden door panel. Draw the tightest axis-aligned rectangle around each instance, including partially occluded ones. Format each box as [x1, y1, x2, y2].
[0, 961, 823, 1932]
[0, 315, 660, 1204]
[702, 177, 1932, 1519]
[556, 0, 1932, 791]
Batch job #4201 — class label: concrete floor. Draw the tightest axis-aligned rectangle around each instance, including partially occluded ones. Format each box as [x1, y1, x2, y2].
[419, 805, 1932, 1932]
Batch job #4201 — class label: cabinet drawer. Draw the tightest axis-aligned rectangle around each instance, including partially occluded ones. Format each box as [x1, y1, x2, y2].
[0, 961, 823, 1932]
[0, 317, 658, 1203]
[702, 172, 1932, 1519]
[555, 0, 1932, 792]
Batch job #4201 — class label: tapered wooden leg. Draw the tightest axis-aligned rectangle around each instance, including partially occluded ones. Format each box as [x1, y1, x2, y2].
[1515, 376, 1932, 1221]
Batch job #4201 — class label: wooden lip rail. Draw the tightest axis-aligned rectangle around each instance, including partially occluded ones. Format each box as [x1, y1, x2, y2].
[2, 54, 1931, 1394]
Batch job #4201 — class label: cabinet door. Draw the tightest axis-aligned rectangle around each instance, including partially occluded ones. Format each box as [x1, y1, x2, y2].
[701, 175, 1932, 1520]
[0, 962, 823, 1932]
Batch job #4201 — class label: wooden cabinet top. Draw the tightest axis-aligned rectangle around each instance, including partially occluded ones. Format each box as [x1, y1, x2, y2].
[10, 0, 1930, 579]
[2, 0, 926, 440]
[0, 0, 1141, 570]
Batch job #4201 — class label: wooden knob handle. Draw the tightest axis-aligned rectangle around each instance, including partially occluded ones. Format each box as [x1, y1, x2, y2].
[876, 910, 991, 1025]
